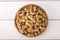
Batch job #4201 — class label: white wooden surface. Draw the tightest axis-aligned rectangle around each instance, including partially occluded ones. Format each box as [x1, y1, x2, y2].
[0, 1, 60, 39]
[0, 0, 59, 2]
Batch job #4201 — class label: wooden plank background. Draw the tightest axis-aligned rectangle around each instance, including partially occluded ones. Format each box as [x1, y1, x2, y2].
[0, 0, 59, 2]
[0, 1, 60, 39]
